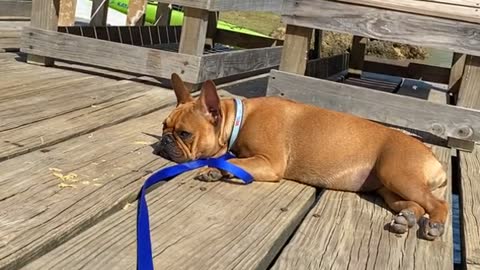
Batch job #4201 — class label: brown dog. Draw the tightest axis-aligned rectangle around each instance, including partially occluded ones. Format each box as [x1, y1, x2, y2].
[156, 73, 448, 240]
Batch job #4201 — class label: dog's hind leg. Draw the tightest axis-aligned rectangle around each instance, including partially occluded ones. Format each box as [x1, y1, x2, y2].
[377, 187, 425, 234]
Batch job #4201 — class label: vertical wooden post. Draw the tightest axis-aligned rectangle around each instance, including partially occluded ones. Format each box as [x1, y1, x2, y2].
[179, 7, 209, 56]
[58, 0, 77, 26]
[279, 24, 312, 75]
[90, 0, 109, 26]
[205, 11, 218, 49]
[28, 0, 60, 66]
[348, 35, 367, 77]
[448, 53, 467, 103]
[126, 0, 147, 26]
[155, 3, 171, 26]
[312, 29, 322, 59]
[456, 55, 480, 109]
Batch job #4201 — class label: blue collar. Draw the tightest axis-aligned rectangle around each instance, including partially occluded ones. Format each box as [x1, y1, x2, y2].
[228, 98, 243, 150]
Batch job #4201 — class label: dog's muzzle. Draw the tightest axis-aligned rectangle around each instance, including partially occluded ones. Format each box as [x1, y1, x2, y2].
[153, 134, 185, 162]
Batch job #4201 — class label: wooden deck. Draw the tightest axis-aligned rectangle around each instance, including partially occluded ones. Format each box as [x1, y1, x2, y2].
[0, 51, 478, 269]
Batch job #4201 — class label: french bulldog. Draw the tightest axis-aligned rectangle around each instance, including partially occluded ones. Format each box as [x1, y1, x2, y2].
[155, 73, 448, 241]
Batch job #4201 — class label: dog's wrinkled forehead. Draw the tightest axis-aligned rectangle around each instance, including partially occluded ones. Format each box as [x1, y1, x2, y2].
[163, 103, 203, 130]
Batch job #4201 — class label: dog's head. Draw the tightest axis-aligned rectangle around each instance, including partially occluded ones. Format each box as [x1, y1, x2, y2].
[154, 73, 226, 163]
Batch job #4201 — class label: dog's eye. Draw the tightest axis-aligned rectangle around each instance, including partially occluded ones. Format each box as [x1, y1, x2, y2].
[178, 131, 192, 140]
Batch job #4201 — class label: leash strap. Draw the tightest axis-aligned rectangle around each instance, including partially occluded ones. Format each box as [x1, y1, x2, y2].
[137, 153, 253, 270]
[228, 98, 244, 150]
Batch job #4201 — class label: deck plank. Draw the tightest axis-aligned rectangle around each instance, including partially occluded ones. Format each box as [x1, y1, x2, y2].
[0, 105, 180, 269]
[271, 146, 453, 270]
[460, 147, 480, 269]
[24, 179, 315, 270]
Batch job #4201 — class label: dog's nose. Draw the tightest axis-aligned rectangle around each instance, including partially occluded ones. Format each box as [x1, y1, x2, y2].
[161, 135, 173, 145]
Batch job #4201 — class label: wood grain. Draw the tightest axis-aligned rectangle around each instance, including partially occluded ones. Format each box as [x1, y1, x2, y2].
[23, 179, 314, 269]
[0, 0, 32, 18]
[271, 146, 452, 270]
[156, 0, 283, 12]
[20, 27, 202, 83]
[448, 53, 466, 96]
[334, 0, 480, 24]
[457, 55, 480, 109]
[28, 0, 59, 65]
[215, 29, 281, 49]
[348, 36, 366, 76]
[0, 100, 183, 269]
[0, 21, 29, 50]
[155, 2, 171, 26]
[200, 46, 282, 81]
[279, 24, 311, 75]
[267, 70, 480, 144]
[459, 147, 480, 269]
[179, 7, 209, 56]
[282, 0, 480, 57]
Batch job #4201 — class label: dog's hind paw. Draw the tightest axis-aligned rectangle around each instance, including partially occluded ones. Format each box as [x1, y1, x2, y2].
[420, 218, 444, 241]
[389, 210, 416, 234]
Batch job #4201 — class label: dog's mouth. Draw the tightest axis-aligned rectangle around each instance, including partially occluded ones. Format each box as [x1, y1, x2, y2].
[153, 135, 190, 163]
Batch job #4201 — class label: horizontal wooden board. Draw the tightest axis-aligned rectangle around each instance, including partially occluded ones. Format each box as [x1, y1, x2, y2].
[460, 147, 480, 269]
[199, 46, 282, 81]
[20, 27, 202, 83]
[334, 0, 480, 24]
[215, 29, 282, 49]
[0, 1, 32, 18]
[282, 0, 480, 57]
[0, 21, 29, 49]
[0, 102, 182, 269]
[271, 146, 453, 270]
[157, 0, 283, 11]
[24, 179, 314, 269]
[267, 70, 480, 143]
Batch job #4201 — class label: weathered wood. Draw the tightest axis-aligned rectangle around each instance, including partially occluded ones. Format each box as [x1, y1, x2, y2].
[272, 145, 452, 270]
[364, 55, 451, 84]
[0, 21, 29, 50]
[21, 27, 202, 83]
[215, 29, 282, 49]
[28, 0, 59, 66]
[0, 0, 32, 18]
[335, 0, 480, 24]
[154, 2, 171, 26]
[348, 36, 366, 76]
[126, 0, 147, 26]
[312, 29, 322, 59]
[58, 0, 76, 26]
[282, 0, 480, 57]
[179, 7, 209, 56]
[156, 0, 283, 12]
[448, 53, 466, 97]
[279, 24, 311, 75]
[457, 55, 480, 109]
[90, 0, 109, 26]
[460, 146, 480, 270]
[23, 177, 315, 270]
[267, 70, 480, 144]
[205, 11, 218, 48]
[200, 46, 282, 81]
[305, 53, 348, 79]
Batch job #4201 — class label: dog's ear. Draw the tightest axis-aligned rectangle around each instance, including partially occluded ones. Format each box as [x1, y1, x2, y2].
[196, 80, 221, 125]
[171, 73, 193, 105]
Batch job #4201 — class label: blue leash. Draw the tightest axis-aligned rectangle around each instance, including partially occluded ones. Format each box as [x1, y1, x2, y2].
[137, 152, 253, 270]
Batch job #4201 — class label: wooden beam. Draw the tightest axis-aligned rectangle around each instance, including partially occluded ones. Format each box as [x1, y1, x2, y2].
[27, 0, 59, 66]
[348, 36, 367, 77]
[448, 53, 466, 101]
[215, 29, 282, 49]
[306, 53, 349, 79]
[58, 0, 76, 26]
[90, 0, 109, 26]
[199, 46, 282, 81]
[282, 0, 480, 57]
[126, 0, 147, 26]
[179, 7, 209, 56]
[205, 11, 218, 49]
[156, 0, 284, 12]
[279, 24, 311, 75]
[154, 2, 171, 26]
[311, 29, 322, 59]
[21, 27, 202, 83]
[0, 0, 32, 18]
[457, 55, 480, 109]
[335, 0, 480, 24]
[267, 69, 480, 144]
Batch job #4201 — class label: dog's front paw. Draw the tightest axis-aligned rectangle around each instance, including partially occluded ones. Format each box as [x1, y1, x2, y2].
[195, 168, 224, 182]
[389, 210, 416, 234]
[420, 218, 444, 241]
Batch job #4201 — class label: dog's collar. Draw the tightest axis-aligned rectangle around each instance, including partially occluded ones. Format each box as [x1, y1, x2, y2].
[228, 98, 244, 151]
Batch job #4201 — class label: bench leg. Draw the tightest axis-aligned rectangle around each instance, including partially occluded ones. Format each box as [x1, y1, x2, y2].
[279, 24, 312, 75]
